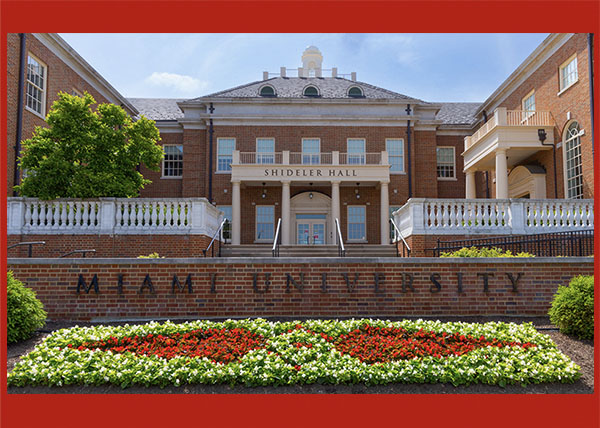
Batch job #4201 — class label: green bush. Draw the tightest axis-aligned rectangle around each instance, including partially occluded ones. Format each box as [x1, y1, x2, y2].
[137, 252, 163, 258]
[440, 246, 535, 258]
[549, 275, 594, 340]
[7, 271, 47, 344]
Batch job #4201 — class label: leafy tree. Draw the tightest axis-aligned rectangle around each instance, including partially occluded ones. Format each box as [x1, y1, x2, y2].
[15, 92, 163, 199]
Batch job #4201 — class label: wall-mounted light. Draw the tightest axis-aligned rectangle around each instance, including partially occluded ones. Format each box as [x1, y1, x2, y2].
[261, 182, 267, 199]
[538, 129, 547, 143]
[309, 192, 314, 199]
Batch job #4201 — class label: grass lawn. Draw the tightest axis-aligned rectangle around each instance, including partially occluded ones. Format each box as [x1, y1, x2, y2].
[7, 318, 580, 388]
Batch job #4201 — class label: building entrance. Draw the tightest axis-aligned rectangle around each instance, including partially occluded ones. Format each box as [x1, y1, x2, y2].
[296, 214, 327, 245]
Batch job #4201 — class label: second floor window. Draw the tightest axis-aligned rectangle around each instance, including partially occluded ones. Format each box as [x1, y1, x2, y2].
[347, 139, 365, 164]
[162, 145, 183, 177]
[522, 91, 535, 115]
[560, 55, 578, 91]
[256, 138, 275, 164]
[386, 139, 404, 173]
[302, 138, 320, 164]
[436, 147, 455, 179]
[217, 138, 235, 172]
[26, 54, 46, 116]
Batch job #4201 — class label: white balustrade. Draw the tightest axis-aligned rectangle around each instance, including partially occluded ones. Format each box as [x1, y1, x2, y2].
[234, 152, 385, 165]
[7, 197, 223, 237]
[393, 198, 594, 237]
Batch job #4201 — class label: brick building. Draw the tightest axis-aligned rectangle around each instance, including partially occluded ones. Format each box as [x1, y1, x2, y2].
[6, 34, 595, 252]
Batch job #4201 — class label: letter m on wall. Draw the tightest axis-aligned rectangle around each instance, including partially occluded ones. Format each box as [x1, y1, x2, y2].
[77, 274, 99, 294]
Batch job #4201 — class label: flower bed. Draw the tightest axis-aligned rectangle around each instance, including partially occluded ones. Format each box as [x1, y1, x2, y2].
[8, 319, 580, 388]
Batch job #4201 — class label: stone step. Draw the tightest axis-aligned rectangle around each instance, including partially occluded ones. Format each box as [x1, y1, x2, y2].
[220, 244, 400, 258]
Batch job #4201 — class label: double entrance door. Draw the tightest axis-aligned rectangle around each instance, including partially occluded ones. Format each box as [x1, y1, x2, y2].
[296, 214, 327, 245]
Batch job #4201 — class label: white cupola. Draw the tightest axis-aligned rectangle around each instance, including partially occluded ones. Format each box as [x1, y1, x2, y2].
[301, 46, 323, 77]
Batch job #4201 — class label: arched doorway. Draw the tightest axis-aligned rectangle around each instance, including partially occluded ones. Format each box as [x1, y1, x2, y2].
[290, 191, 332, 245]
[508, 165, 546, 198]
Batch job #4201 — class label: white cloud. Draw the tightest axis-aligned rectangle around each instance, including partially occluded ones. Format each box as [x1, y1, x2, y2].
[144, 72, 209, 95]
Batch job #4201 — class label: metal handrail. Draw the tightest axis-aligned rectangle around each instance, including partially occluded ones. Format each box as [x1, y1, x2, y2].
[7, 241, 46, 258]
[203, 219, 228, 257]
[334, 218, 345, 257]
[59, 249, 96, 258]
[272, 218, 282, 257]
[390, 218, 411, 257]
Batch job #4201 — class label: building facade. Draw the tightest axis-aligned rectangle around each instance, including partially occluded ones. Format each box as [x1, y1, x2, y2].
[6, 34, 595, 250]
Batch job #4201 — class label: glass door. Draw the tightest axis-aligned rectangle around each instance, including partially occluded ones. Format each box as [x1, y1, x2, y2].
[296, 214, 327, 245]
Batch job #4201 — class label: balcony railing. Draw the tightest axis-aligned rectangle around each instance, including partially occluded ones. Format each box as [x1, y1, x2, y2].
[235, 151, 386, 166]
[393, 198, 594, 237]
[465, 108, 553, 150]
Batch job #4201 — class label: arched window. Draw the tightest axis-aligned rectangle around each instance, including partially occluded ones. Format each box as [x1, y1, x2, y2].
[259, 85, 276, 97]
[563, 121, 583, 199]
[303, 85, 319, 97]
[348, 86, 364, 97]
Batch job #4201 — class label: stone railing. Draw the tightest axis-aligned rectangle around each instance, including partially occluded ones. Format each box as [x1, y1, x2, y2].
[234, 150, 388, 166]
[393, 198, 594, 236]
[7, 197, 223, 236]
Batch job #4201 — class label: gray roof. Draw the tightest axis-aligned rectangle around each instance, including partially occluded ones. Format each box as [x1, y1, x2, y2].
[435, 102, 481, 126]
[192, 77, 424, 102]
[127, 98, 184, 120]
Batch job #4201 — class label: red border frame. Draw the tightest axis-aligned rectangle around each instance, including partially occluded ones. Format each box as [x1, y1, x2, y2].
[1, 1, 599, 427]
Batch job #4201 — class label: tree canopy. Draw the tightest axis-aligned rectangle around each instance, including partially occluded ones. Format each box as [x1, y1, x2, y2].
[16, 92, 163, 199]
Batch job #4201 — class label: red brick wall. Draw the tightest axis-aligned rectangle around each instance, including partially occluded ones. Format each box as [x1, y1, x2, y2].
[139, 132, 184, 198]
[7, 259, 591, 321]
[436, 135, 467, 198]
[7, 234, 211, 258]
[7, 34, 114, 196]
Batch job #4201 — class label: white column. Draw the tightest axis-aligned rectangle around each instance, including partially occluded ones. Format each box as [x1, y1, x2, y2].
[331, 181, 341, 244]
[232, 180, 241, 245]
[465, 169, 476, 199]
[495, 149, 508, 199]
[380, 181, 390, 244]
[281, 181, 291, 245]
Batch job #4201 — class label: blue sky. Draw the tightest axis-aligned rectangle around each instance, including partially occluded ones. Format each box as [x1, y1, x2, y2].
[59, 33, 549, 102]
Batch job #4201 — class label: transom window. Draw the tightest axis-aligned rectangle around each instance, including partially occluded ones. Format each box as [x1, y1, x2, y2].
[347, 138, 365, 164]
[26, 54, 46, 116]
[259, 85, 275, 97]
[256, 138, 275, 164]
[386, 139, 405, 173]
[303, 86, 319, 97]
[564, 121, 583, 199]
[162, 145, 183, 177]
[302, 138, 320, 164]
[347, 206, 366, 241]
[217, 138, 235, 172]
[256, 206, 274, 241]
[348, 86, 364, 97]
[560, 55, 578, 91]
[436, 147, 455, 179]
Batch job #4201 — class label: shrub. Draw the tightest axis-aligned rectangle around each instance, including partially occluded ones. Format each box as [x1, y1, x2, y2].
[440, 246, 535, 258]
[549, 275, 594, 340]
[137, 252, 163, 258]
[7, 271, 47, 344]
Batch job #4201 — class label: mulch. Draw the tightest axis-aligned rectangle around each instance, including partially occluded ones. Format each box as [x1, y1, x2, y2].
[6, 316, 594, 394]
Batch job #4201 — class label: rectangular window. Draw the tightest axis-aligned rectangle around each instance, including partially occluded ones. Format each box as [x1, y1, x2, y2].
[347, 138, 365, 164]
[436, 147, 455, 179]
[386, 139, 404, 173]
[389, 206, 401, 241]
[162, 145, 183, 177]
[217, 138, 235, 172]
[560, 55, 578, 91]
[217, 205, 232, 241]
[256, 138, 275, 164]
[302, 138, 320, 165]
[521, 90, 536, 121]
[26, 54, 46, 116]
[347, 206, 366, 241]
[256, 206, 274, 241]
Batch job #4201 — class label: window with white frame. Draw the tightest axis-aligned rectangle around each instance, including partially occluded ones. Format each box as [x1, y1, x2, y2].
[256, 138, 275, 164]
[302, 138, 320, 164]
[217, 205, 232, 241]
[347, 138, 365, 164]
[522, 90, 536, 121]
[26, 55, 46, 116]
[347, 206, 366, 241]
[217, 138, 235, 172]
[564, 121, 583, 199]
[256, 206, 274, 240]
[386, 139, 404, 173]
[436, 147, 455, 179]
[560, 55, 578, 91]
[162, 145, 183, 177]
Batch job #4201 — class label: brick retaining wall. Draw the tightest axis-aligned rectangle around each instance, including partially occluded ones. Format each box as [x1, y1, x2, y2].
[7, 258, 592, 321]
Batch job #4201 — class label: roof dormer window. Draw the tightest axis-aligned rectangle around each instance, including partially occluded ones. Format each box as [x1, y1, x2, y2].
[303, 85, 319, 97]
[259, 85, 276, 97]
[348, 86, 364, 97]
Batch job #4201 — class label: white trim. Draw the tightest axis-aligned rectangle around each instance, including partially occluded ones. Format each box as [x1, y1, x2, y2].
[386, 138, 405, 174]
[258, 84, 277, 97]
[161, 144, 183, 178]
[557, 80, 579, 97]
[561, 120, 584, 199]
[217, 137, 236, 173]
[347, 85, 364, 97]
[255, 205, 275, 242]
[521, 89, 535, 112]
[559, 53, 578, 92]
[347, 205, 367, 241]
[25, 53, 47, 118]
[302, 84, 320, 96]
[436, 146, 456, 180]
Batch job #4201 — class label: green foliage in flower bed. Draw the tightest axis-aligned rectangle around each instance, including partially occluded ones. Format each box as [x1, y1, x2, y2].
[440, 247, 535, 258]
[7, 271, 47, 344]
[549, 275, 594, 340]
[8, 319, 580, 388]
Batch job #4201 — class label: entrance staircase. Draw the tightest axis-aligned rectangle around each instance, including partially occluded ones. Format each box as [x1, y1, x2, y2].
[220, 244, 399, 258]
